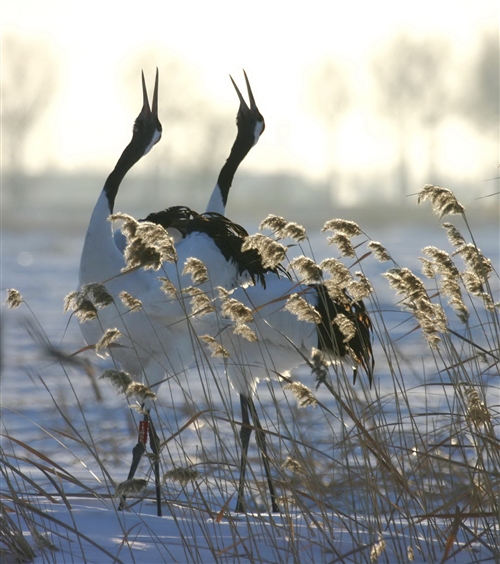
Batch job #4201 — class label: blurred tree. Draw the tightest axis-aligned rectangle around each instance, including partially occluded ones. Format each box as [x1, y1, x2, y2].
[1, 33, 59, 202]
[457, 30, 499, 138]
[372, 34, 451, 202]
[305, 58, 351, 206]
[123, 47, 232, 210]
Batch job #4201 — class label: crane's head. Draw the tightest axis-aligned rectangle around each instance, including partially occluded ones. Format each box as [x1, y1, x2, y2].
[133, 68, 162, 156]
[230, 70, 265, 147]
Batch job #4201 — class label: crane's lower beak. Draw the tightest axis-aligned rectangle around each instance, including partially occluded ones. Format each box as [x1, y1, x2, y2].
[152, 67, 159, 118]
[230, 69, 258, 113]
[140, 68, 159, 118]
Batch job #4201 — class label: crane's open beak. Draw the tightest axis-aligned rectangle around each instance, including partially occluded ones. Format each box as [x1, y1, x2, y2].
[140, 69, 159, 119]
[230, 69, 258, 113]
[242, 70, 257, 111]
[152, 67, 159, 118]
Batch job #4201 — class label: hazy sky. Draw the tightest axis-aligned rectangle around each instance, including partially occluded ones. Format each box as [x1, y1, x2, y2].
[2, 0, 498, 190]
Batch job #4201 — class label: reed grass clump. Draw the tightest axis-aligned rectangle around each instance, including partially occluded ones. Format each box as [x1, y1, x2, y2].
[100, 368, 133, 394]
[64, 283, 114, 321]
[259, 213, 307, 242]
[5, 288, 23, 309]
[119, 290, 143, 312]
[100, 368, 156, 402]
[322, 218, 364, 257]
[383, 266, 448, 347]
[418, 184, 465, 218]
[111, 212, 177, 270]
[200, 334, 230, 359]
[182, 257, 209, 285]
[367, 241, 392, 262]
[185, 286, 215, 317]
[283, 382, 318, 409]
[114, 478, 148, 497]
[232, 322, 257, 342]
[220, 296, 253, 323]
[95, 327, 122, 354]
[2, 184, 498, 562]
[163, 467, 201, 487]
[288, 255, 323, 283]
[241, 233, 287, 269]
[285, 293, 322, 324]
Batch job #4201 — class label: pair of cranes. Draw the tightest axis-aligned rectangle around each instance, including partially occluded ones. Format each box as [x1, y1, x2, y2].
[77, 69, 373, 517]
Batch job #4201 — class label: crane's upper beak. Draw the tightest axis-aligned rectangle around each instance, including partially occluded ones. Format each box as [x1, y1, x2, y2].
[230, 69, 258, 113]
[152, 67, 159, 118]
[242, 69, 257, 111]
[140, 68, 159, 119]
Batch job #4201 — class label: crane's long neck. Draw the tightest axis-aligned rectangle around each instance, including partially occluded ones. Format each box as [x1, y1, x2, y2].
[79, 143, 143, 286]
[104, 143, 143, 213]
[205, 133, 252, 215]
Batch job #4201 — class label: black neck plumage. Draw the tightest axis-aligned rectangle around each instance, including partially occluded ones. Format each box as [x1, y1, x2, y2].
[104, 142, 144, 213]
[216, 131, 253, 208]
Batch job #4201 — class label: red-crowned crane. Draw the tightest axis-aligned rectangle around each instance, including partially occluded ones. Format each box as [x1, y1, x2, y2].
[75, 70, 275, 517]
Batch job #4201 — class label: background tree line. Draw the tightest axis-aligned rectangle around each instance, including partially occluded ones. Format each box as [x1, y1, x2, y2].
[1, 29, 498, 211]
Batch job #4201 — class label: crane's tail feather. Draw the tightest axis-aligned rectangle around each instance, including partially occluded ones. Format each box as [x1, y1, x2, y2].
[142, 207, 288, 286]
[311, 284, 374, 387]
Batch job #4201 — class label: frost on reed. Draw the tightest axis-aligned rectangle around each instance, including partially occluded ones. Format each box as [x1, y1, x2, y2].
[326, 233, 355, 258]
[320, 258, 352, 289]
[110, 213, 177, 270]
[99, 369, 133, 395]
[442, 222, 467, 248]
[158, 277, 177, 297]
[348, 272, 374, 301]
[417, 184, 465, 218]
[119, 291, 142, 312]
[464, 387, 492, 429]
[259, 214, 307, 242]
[320, 260, 373, 304]
[383, 267, 448, 347]
[221, 297, 253, 324]
[453, 244, 495, 311]
[200, 335, 230, 359]
[422, 217, 496, 313]
[322, 219, 363, 238]
[95, 328, 122, 355]
[241, 233, 287, 269]
[182, 257, 209, 285]
[99, 369, 156, 401]
[370, 540, 387, 562]
[421, 246, 469, 322]
[285, 294, 322, 324]
[232, 322, 257, 342]
[114, 479, 148, 498]
[418, 190, 493, 293]
[184, 287, 215, 317]
[367, 241, 392, 262]
[125, 383, 157, 402]
[216, 287, 258, 339]
[322, 218, 363, 258]
[288, 256, 323, 284]
[455, 243, 493, 281]
[283, 382, 318, 409]
[163, 467, 200, 487]
[334, 314, 356, 342]
[5, 288, 23, 309]
[283, 456, 307, 475]
[64, 283, 114, 322]
[311, 348, 329, 387]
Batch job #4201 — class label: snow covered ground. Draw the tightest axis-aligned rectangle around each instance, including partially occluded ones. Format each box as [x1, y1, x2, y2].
[2, 221, 499, 563]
